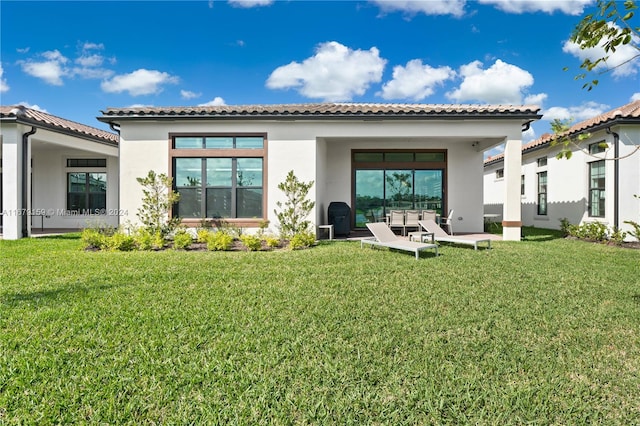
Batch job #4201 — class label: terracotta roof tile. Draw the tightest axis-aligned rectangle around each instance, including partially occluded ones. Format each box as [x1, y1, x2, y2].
[1, 105, 118, 145]
[484, 100, 640, 165]
[99, 102, 541, 119]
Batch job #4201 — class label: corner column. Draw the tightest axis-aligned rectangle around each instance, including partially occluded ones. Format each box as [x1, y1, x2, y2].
[502, 138, 522, 241]
[1, 126, 24, 239]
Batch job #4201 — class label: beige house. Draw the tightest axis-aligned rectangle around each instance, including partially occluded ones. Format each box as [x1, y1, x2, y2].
[484, 100, 640, 241]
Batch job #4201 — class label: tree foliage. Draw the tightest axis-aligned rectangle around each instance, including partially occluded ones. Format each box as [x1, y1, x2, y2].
[274, 170, 315, 238]
[568, 0, 639, 90]
[136, 170, 181, 237]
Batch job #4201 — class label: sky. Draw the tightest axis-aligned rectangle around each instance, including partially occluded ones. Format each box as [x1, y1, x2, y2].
[1, 0, 639, 156]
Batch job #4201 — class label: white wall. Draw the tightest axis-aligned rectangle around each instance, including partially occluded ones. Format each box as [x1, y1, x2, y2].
[116, 118, 524, 235]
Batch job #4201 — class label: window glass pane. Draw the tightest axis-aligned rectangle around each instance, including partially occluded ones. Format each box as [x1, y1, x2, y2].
[176, 188, 201, 218]
[235, 137, 264, 149]
[589, 142, 607, 154]
[415, 152, 445, 162]
[237, 188, 263, 217]
[355, 170, 384, 227]
[537, 157, 547, 167]
[206, 188, 232, 218]
[88, 173, 107, 193]
[354, 153, 383, 162]
[205, 137, 234, 149]
[68, 173, 86, 192]
[206, 158, 232, 186]
[385, 170, 413, 209]
[175, 137, 203, 149]
[175, 158, 202, 187]
[385, 152, 413, 162]
[89, 194, 107, 211]
[414, 170, 443, 214]
[236, 158, 262, 187]
[67, 193, 86, 211]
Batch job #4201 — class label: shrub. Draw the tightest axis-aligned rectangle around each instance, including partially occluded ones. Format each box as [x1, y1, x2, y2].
[134, 228, 154, 251]
[274, 171, 315, 239]
[240, 234, 262, 251]
[152, 232, 166, 250]
[624, 220, 640, 240]
[196, 229, 212, 244]
[609, 227, 627, 245]
[81, 227, 108, 250]
[559, 217, 571, 237]
[136, 170, 181, 237]
[289, 231, 316, 250]
[105, 231, 136, 251]
[173, 229, 193, 250]
[264, 235, 281, 249]
[207, 231, 234, 251]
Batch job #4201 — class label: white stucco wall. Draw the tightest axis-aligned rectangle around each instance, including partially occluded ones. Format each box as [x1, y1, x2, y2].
[115, 118, 524, 235]
[484, 124, 640, 240]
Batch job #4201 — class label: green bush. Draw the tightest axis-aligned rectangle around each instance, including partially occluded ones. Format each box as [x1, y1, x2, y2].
[624, 220, 640, 240]
[207, 231, 234, 251]
[264, 235, 281, 249]
[240, 234, 262, 251]
[559, 217, 571, 237]
[105, 231, 136, 251]
[567, 221, 613, 243]
[196, 229, 211, 244]
[173, 230, 193, 250]
[609, 226, 627, 245]
[289, 231, 316, 250]
[134, 228, 154, 251]
[80, 228, 108, 249]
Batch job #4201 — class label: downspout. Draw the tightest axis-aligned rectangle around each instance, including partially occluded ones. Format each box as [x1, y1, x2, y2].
[22, 127, 37, 238]
[606, 127, 620, 229]
[108, 122, 121, 228]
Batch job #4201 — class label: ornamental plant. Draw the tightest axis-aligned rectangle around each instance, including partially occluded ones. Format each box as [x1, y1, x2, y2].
[274, 170, 315, 239]
[136, 170, 181, 238]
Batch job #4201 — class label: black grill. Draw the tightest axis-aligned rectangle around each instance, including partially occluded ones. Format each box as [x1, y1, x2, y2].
[328, 202, 351, 236]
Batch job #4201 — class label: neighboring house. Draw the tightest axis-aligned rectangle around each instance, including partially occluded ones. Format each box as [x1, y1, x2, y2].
[0, 106, 119, 239]
[484, 100, 640, 241]
[97, 103, 540, 241]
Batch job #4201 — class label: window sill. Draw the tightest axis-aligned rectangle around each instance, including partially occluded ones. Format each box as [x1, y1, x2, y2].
[180, 218, 268, 228]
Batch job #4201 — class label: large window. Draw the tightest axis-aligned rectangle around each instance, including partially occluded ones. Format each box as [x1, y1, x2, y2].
[353, 150, 446, 228]
[171, 135, 266, 221]
[537, 171, 547, 215]
[67, 172, 107, 213]
[589, 160, 605, 217]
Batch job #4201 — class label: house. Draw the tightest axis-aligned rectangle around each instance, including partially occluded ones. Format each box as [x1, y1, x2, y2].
[0, 106, 119, 239]
[1, 103, 541, 241]
[484, 100, 640, 241]
[97, 103, 540, 241]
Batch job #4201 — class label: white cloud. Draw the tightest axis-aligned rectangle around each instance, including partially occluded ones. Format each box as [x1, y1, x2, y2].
[378, 59, 455, 100]
[198, 97, 226, 106]
[563, 25, 640, 78]
[542, 101, 610, 122]
[371, 0, 467, 17]
[18, 102, 47, 112]
[478, 0, 592, 15]
[228, 0, 273, 7]
[101, 69, 179, 96]
[266, 41, 386, 101]
[0, 63, 9, 93]
[19, 49, 69, 85]
[446, 59, 534, 104]
[524, 93, 547, 107]
[17, 47, 30, 54]
[76, 54, 104, 68]
[181, 90, 202, 100]
[631, 93, 640, 102]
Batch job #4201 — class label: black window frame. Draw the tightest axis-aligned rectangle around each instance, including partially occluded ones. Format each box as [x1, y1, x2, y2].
[588, 160, 605, 218]
[537, 171, 547, 215]
[66, 172, 107, 214]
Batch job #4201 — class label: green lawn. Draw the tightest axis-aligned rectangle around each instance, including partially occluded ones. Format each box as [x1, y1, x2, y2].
[1, 230, 639, 424]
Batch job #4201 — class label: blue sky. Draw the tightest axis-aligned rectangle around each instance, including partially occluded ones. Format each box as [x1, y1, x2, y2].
[1, 0, 639, 152]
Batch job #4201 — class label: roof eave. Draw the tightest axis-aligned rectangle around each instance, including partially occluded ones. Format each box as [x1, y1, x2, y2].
[2, 115, 118, 147]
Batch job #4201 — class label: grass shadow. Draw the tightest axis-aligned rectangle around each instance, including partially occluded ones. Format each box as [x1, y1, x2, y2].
[2, 283, 114, 307]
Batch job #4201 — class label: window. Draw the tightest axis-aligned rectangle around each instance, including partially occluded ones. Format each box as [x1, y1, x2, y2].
[537, 171, 547, 215]
[537, 157, 547, 167]
[496, 168, 504, 179]
[171, 135, 266, 220]
[589, 160, 605, 217]
[67, 158, 107, 167]
[67, 172, 107, 213]
[521, 175, 525, 196]
[589, 141, 607, 155]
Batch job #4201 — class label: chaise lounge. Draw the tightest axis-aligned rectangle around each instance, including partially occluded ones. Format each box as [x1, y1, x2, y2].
[413, 219, 492, 250]
[361, 222, 439, 260]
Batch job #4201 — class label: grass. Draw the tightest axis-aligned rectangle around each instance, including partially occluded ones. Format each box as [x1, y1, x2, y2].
[1, 229, 639, 424]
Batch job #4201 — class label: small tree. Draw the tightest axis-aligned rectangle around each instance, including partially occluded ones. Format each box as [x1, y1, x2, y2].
[136, 170, 181, 237]
[274, 171, 315, 238]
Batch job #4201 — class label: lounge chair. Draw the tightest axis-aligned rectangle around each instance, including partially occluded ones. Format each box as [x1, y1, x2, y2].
[416, 219, 492, 250]
[361, 222, 438, 260]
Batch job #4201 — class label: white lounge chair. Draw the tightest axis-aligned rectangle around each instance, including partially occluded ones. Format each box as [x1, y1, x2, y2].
[416, 219, 492, 250]
[361, 222, 438, 260]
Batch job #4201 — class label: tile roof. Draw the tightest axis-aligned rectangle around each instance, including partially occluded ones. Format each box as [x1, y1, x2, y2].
[99, 102, 541, 120]
[1, 105, 118, 145]
[484, 100, 640, 166]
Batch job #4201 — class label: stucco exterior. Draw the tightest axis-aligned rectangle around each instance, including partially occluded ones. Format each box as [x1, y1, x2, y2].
[484, 101, 640, 241]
